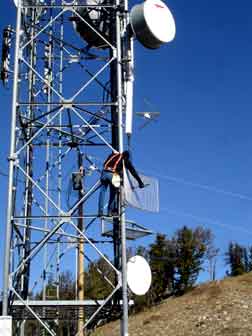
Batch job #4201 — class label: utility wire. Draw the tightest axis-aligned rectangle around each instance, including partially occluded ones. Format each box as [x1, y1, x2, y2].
[162, 207, 252, 237]
[144, 169, 252, 202]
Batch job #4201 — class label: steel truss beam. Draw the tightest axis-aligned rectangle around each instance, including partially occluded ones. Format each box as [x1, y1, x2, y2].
[3, 0, 132, 335]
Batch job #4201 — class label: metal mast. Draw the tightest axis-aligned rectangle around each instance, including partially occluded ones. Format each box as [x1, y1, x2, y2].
[2, 0, 135, 335]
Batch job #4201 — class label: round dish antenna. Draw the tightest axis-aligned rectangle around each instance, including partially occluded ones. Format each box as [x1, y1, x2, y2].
[127, 255, 152, 295]
[130, 0, 176, 49]
[72, 0, 111, 49]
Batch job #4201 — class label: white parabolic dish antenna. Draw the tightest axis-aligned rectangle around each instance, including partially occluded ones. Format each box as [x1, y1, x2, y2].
[127, 255, 152, 296]
[130, 0, 176, 49]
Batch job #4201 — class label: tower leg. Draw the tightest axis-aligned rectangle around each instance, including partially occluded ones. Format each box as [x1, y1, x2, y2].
[2, 1, 22, 317]
[115, 3, 129, 334]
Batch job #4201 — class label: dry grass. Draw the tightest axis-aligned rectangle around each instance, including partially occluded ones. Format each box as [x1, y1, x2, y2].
[92, 273, 252, 336]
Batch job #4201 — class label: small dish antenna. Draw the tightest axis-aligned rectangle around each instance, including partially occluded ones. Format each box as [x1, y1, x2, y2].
[127, 255, 152, 295]
[130, 0, 176, 49]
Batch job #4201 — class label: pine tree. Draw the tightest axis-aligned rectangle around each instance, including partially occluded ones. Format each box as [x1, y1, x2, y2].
[85, 256, 114, 300]
[149, 234, 175, 302]
[225, 242, 246, 276]
[243, 247, 249, 273]
[174, 226, 208, 293]
[249, 246, 252, 271]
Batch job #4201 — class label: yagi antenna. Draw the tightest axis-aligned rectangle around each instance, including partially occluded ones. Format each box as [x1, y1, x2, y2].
[136, 98, 160, 130]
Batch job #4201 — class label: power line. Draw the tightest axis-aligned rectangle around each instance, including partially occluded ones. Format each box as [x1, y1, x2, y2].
[145, 169, 252, 202]
[161, 207, 252, 237]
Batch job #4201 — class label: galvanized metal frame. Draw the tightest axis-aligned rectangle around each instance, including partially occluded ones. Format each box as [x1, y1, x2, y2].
[3, 0, 131, 335]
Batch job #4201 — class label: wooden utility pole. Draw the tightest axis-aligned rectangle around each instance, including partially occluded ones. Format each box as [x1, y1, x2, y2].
[77, 161, 85, 336]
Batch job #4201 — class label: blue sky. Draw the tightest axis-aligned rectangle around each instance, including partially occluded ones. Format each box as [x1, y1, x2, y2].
[1, 0, 252, 289]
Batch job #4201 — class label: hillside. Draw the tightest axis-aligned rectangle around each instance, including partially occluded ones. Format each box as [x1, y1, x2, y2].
[93, 273, 252, 336]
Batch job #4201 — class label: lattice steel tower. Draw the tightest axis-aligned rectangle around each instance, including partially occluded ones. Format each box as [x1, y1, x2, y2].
[2, 0, 175, 335]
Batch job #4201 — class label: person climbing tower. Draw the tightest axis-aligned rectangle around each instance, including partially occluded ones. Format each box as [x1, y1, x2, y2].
[98, 150, 144, 217]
